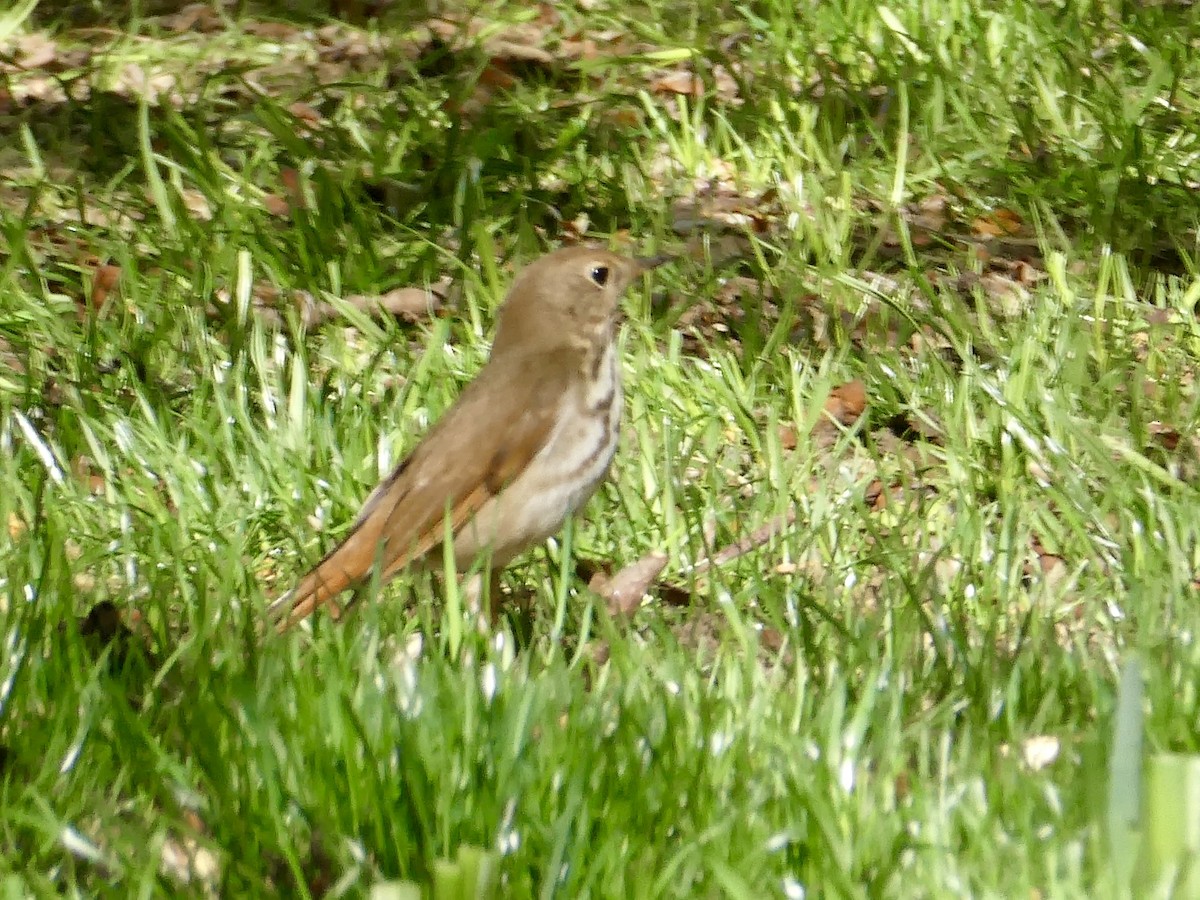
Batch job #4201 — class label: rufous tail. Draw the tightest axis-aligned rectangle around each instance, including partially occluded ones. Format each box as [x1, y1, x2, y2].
[267, 518, 384, 632]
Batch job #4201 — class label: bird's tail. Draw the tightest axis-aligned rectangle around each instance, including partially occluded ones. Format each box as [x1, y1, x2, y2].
[267, 518, 385, 632]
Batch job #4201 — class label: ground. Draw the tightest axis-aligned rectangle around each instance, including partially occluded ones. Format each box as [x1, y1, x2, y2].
[1, 0, 1199, 896]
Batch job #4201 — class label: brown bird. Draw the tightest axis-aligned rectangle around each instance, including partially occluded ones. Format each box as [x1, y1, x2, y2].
[268, 246, 670, 631]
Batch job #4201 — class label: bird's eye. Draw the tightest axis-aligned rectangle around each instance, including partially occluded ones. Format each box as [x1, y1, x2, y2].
[589, 265, 610, 287]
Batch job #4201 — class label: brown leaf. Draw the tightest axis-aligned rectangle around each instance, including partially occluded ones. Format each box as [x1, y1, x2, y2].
[971, 207, 1023, 239]
[1028, 536, 1069, 584]
[287, 101, 324, 127]
[479, 60, 518, 90]
[7, 513, 26, 541]
[162, 4, 224, 33]
[1148, 421, 1181, 452]
[589, 552, 669, 616]
[279, 168, 306, 211]
[864, 479, 887, 511]
[650, 66, 739, 101]
[90, 264, 122, 311]
[977, 272, 1030, 317]
[599, 106, 643, 128]
[113, 63, 178, 105]
[778, 424, 797, 451]
[179, 189, 212, 221]
[488, 39, 554, 65]
[651, 70, 704, 97]
[906, 192, 949, 233]
[262, 194, 291, 217]
[14, 33, 58, 70]
[557, 37, 599, 60]
[244, 20, 302, 41]
[824, 380, 867, 426]
[343, 285, 444, 323]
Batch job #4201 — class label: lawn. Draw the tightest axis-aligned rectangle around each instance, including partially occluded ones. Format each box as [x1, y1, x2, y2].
[2, 0, 1199, 895]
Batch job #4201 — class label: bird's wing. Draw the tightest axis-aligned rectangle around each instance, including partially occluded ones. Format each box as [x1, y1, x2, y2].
[268, 350, 571, 631]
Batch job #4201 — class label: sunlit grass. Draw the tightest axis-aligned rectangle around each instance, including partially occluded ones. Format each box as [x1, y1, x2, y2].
[0, 0, 1198, 895]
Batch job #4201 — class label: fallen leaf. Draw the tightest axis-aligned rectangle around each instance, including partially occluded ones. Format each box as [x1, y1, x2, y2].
[1028, 536, 1069, 585]
[651, 70, 703, 97]
[238, 278, 453, 329]
[599, 106, 643, 128]
[588, 552, 669, 615]
[560, 212, 590, 241]
[89, 264, 122, 312]
[479, 60, 518, 89]
[287, 101, 324, 127]
[343, 285, 445, 323]
[649, 65, 739, 101]
[179, 189, 212, 221]
[1147, 421, 1181, 452]
[977, 272, 1031, 317]
[162, 3, 224, 32]
[244, 20, 302, 41]
[824, 380, 867, 426]
[971, 207, 1023, 239]
[906, 191, 950, 232]
[7, 513, 26, 540]
[113, 63, 178, 105]
[14, 33, 58, 70]
[279, 168, 306, 211]
[864, 479, 887, 511]
[262, 194, 290, 217]
[777, 424, 797, 450]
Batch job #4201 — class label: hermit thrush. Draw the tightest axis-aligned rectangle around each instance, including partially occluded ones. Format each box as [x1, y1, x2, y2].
[268, 246, 669, 631]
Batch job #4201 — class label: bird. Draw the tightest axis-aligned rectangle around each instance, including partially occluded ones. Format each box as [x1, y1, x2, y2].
[267, 246, 670, 631]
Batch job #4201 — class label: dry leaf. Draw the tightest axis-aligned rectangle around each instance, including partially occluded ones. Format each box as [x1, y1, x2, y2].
[262, 194, 290, 217]
[7, 513, 26, 540]
[824, 380, 867, 426]
[113, 63, 178, 104]
[14, 33, 58, 70]
[651, 70, 704, 97]
[977, 272, 1030, 317]
[162, 4, 224, 33]
[344, 286, 444, 323]
[287, 101, 324, 127]
[90, 264, 122, 311]
[1147, 421, 1181, 452]
[599, 106, 643, 128]
[279, 168, 306, 211]
[906, 192, 950, 232]
[777, 424, 797, 451]
[179, 189, 212, 221]
[589, 552, 669, 615]
[244, 20, 302, 41]
[864, 478, 887, 511]
[650, 66, 739, 100]
[971, 207, 1023, 238]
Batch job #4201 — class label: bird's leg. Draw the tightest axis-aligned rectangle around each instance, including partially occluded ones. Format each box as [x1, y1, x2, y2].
[461, 569, 504, 629]
[486, 570, 504, 625]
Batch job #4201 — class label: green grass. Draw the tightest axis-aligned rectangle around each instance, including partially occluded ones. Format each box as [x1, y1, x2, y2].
[2, 0, 1200, 895]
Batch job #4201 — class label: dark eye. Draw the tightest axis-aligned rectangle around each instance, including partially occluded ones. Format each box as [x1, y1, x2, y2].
[589, 265, 610, 287]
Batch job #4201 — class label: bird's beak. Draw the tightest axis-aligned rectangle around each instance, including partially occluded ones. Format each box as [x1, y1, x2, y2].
[634, 254, 675, 273]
